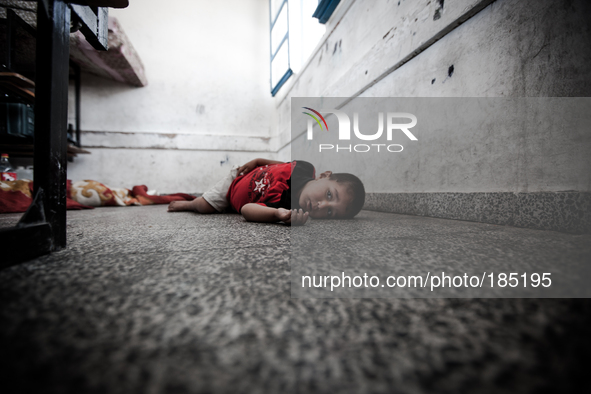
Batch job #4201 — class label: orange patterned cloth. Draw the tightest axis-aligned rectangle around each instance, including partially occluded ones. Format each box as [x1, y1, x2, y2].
[0, 179, 193, 213]
[69, 180, 140, 206]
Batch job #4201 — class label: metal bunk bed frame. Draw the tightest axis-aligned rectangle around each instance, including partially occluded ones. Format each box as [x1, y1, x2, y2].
[1, 0, 108, 267]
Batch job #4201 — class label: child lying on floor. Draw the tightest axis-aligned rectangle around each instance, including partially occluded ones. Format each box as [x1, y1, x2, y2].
[167, 158, 365, 225]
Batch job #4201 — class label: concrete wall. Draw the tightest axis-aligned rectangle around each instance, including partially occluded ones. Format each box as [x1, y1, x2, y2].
[65, 0, 591, 220]
[67, 0, 277, 194]
[274, 0, 591, 194]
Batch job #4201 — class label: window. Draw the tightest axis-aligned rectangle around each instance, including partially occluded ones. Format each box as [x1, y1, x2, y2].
[270, 0, 292, 96]
[269, 0, 326, 97]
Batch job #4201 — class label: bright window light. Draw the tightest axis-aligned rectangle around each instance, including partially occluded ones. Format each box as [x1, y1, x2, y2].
[269, 0, 326, 96]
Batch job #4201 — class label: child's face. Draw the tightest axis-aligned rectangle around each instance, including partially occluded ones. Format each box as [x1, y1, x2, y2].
[298, 171, 353, 219]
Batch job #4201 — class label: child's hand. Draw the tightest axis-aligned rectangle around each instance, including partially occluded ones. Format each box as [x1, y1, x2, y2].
[276, 208, 309, 226]
[290, 209, 309, 226]
[236, 159, 259, 176]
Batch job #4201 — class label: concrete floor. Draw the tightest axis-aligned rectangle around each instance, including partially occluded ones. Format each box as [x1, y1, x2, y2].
[0, 206, 590, 393]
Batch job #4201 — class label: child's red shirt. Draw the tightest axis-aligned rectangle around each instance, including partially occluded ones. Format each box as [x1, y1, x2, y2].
[227, 161, 315, 212]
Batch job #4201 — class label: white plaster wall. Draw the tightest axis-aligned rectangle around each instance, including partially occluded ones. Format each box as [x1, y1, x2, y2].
[68, 149, 264, 195]
[274, 0, 591, 192]
[67, 0, 277, 193]
[66, 0, 591, 194]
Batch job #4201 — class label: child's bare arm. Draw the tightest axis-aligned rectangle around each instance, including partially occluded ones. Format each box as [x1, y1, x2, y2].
[236, 158, 285, 176]
[241, 204, 309, 225]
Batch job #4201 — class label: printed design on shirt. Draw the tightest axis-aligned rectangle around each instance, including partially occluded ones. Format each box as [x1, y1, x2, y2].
[248, 166, 275, 202]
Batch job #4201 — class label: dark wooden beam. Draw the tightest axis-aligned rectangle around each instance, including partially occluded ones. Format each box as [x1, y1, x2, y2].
[0, 223, 53, 268]
[97, 7, 109, 48]
[70, 4, 109, 51]
[34, 0, 71, 250]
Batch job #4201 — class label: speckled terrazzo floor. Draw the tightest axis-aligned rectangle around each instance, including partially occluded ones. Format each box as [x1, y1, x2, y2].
[0, 206, 590, 394]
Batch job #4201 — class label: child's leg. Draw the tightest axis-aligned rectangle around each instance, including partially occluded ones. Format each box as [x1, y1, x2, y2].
[168, 166, 238, 214]
[167, 197, 217, 213]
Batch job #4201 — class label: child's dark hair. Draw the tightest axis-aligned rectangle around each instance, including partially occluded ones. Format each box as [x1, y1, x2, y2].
[329, 173, 365, 218]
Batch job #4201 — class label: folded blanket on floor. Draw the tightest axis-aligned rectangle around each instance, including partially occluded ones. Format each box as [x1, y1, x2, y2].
[0, 179, 193, 213]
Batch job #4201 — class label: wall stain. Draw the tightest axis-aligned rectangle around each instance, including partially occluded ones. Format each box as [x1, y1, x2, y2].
[532, 41, 549, 60]
[434, 0, 444, 20]
[332, 40, 342, 55]
[442, 64, 454, 84]
[220, 154, 230, 166]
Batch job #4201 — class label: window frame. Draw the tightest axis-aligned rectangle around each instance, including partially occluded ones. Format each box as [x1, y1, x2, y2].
[312, 0, 341, 24]
[269, 0, 293, 97]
